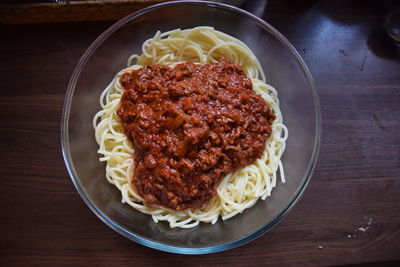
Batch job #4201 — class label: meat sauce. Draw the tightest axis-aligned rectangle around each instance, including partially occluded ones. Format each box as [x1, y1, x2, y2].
[117, 60, 275, 211]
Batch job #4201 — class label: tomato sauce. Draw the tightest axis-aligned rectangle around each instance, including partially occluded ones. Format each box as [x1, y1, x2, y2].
[117, 60, 275, 210]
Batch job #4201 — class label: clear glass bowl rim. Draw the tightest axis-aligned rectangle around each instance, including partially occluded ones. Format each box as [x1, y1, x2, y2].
[61, 0, 321, 255]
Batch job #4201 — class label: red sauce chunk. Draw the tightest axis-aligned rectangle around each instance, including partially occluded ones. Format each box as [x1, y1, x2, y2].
[117, 60, 275, 211]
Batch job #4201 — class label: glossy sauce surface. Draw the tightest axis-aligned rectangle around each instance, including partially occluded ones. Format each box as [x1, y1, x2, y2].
[118, 60, 274, 210]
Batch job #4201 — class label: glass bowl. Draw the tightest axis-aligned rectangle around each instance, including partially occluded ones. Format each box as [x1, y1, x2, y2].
[61, 0, 321, 254]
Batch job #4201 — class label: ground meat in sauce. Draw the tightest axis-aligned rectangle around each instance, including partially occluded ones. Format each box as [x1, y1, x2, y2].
[117, 60, 275, 211]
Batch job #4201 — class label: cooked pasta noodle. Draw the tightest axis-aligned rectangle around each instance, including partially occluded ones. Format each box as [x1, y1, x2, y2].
[93, 27, 288, 228]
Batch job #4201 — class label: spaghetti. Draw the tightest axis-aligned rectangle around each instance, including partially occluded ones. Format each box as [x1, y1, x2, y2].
[93, 27, 288, 228]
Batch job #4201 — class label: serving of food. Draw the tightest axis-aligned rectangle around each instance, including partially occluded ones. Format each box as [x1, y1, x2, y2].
[93, 27, 288, 228]
[62, 0, 320, 253]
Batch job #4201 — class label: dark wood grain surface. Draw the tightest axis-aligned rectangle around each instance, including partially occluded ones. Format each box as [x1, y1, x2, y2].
[0, 0, 171, 24]
[1, 0, 399, 265]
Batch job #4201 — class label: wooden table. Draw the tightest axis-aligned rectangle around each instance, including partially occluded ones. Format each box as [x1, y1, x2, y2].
[1, 0, 399, 265]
